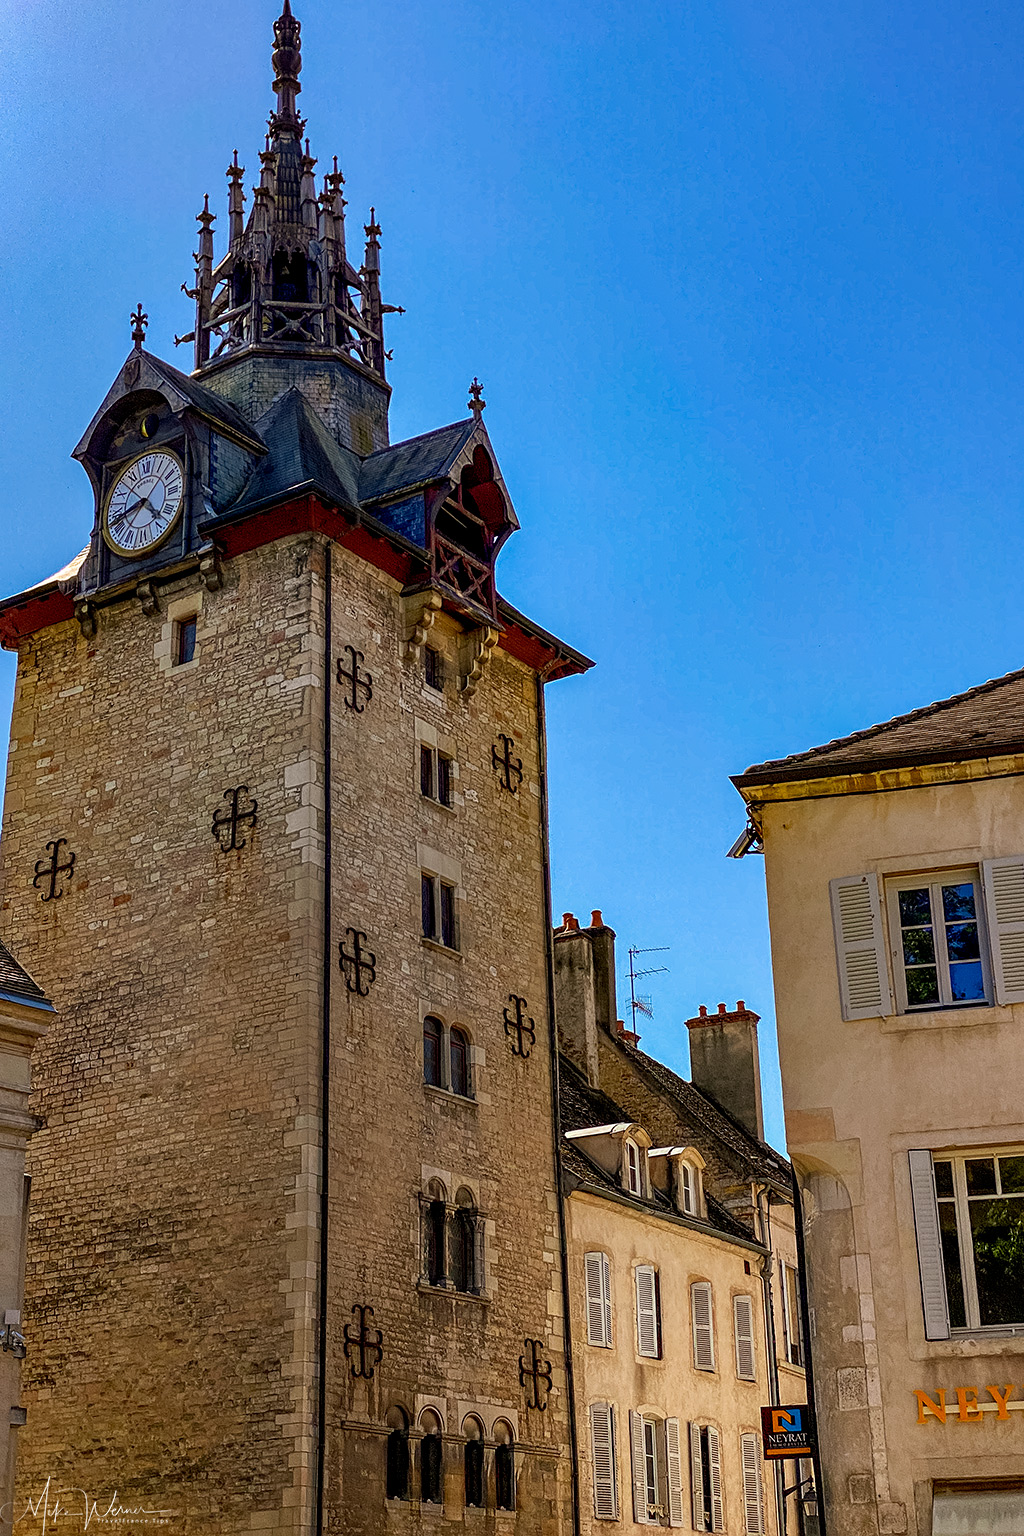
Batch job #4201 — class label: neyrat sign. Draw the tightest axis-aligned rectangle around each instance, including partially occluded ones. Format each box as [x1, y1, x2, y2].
[915, 1386, 1024, 1423]
[760, 1406, 814, 1459]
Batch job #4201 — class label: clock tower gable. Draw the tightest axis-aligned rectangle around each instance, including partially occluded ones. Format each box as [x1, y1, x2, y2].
[73, 344, 267, 597]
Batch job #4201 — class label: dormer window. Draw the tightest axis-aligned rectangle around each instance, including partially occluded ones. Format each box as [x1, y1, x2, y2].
[680, 1161, 697, 1214]
[648, 1145, 706, 1219]
[625, 1139, 643, 1196]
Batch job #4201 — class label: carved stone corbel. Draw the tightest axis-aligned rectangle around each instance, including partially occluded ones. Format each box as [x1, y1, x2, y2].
[136, 580, 158, 616]
[460, 625, 499, 698]
[198, 541, 223, 593]
[74, 600, 97, 639]
[401, 590, 442, 663]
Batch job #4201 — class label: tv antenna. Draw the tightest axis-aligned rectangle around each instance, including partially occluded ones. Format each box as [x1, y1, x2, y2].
[628, 945, 670, 1028]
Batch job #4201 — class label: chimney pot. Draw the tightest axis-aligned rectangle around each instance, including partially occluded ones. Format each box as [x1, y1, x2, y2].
[737, 1000, 745, 1011]
[699, 1005, 708, 1017]
[718, 1002, 727, 1014]
[591, 909, 603, 928]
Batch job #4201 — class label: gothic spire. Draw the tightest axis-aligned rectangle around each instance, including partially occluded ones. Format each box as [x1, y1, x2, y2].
[177, 3, 401, 384]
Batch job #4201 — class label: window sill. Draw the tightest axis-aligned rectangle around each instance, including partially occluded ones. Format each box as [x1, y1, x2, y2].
[424, 1083, 476, 1108]
[421, 937, 462, 959]
[420, 794, 457, 815]
[879, 1002, 1001, 1034]
[416, 1281, 491, 1305]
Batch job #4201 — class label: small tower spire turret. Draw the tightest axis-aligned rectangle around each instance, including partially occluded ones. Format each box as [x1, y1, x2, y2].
[270, 0, 303, 138]
[180, 3, 403, 395]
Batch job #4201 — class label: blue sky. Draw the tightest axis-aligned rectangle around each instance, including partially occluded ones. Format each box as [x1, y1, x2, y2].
[4, 0, 1024, 1148]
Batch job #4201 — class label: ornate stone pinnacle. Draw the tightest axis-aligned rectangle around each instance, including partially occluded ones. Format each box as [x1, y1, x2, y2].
[131, 304, 149, 350]
[468, 378, 486, 420]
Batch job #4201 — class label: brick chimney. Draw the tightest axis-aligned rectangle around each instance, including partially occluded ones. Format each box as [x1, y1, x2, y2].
[553, 910, 617, 1086]
[685, 1001, 764, 1141]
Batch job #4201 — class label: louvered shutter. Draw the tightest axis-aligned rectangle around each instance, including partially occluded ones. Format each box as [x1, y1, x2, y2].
[908, 1149, 950, 1341]
[691, 1281, 715, 1371]
[630, 1409, 648, 1523]
[983, 858, 1024, 1004]
[665, 1418, 684, 1527]
[740, 1434, 764, 1534]
[636, 1265, 660, 1358]
[706, 1426, 724, 1532]
[586, 1252, 611, 1346]
[829, 874, 892, 1019]
[733, 1294, 756, 1380]
[689, 1423, 705, 1531]
[590, 1402, 618, 1519]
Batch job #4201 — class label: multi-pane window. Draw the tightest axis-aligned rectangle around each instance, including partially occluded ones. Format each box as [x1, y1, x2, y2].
[422, 873, 457, 949]
[625, 1140, 643, 1195]
[635, 1265, 662, 1359]
[689, 1424, 724, 1532]
[679, 1162, 696, 1215]
[424, 646, 444, 691]
[887, 870, 989, 1010]
[420, 745, 453, 807]
[421, 1182, 481, 1293]
[173, 615, 197, 666]
[933, 1152, 1024, 1329]
[780, 1263, 804, 1366]
[629, 1412, 684, 1526]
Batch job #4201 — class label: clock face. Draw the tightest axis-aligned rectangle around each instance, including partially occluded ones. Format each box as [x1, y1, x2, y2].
[104, 450, 185, 557]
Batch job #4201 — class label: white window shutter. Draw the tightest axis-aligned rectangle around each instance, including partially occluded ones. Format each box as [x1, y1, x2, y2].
[636, 1265, 660, 1358]
[983, 857, 1024, 1004]
[665, 1418, 685, 1527]
[590, 1402, 618, 1520]
[602, 1252, 612, 1345]
[740, 1434, 764, 1535]
[829, 873, 892, 1019]
[908, 1149, 950, 1341]
[691, 1281, 715, 1371]
[689, 1423, 705, 1531]
[586, 1252, 611, 1347]
[733, 1294, 756, 1380]
[630, 1409, 648, 1523]
[706, 1425, 724, 1532]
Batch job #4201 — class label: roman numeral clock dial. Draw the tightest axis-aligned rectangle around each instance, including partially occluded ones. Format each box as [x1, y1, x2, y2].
[103, 451, 185, 556]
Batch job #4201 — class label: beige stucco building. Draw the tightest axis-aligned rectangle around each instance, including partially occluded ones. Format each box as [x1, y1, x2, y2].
[734, 667, 1024, 1536]
[0, 944, 50, 1533]
[554, 913, 811, 1536]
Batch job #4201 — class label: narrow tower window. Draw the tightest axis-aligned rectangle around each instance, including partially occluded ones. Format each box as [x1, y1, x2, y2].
[464, 1419, 485, 1508]
[424, 646, 444, 691]
[495, 1423, 515, 1511]
[423, 1016, 443, 1088]
[420, 1412, 444, 1505]
[385, 1407, 410, 1501]
[173, 616, 197, 667]
[449, 1027, 470, 1097]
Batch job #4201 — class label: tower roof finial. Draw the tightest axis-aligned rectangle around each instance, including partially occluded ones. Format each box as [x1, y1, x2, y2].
[131, 303, 148, 350]
[468, 378, 486, 421]
[271, 0, 303, 136]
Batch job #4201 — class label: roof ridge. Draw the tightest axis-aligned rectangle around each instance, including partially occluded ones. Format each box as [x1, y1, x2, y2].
[362, 418, 473, 462]
[748, 662, 1024, 774]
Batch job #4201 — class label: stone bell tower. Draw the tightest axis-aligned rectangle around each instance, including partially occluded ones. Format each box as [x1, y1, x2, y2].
[0, 7, 591, 1533]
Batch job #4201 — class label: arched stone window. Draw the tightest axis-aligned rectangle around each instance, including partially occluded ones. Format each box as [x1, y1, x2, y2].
[451, 1189, 478, 1294]
[423, 1016, 443, 1087]
[450, 1026, 470, 1097]
[495, 1421, 515, 1511]
[425, 1181, 447, 1288]
[420, 1410, 444, 1505]
[385, 1405, 410, 1501]
[463, 1417, 485, 1508]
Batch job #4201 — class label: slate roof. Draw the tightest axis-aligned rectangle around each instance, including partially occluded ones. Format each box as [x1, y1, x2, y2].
[736, 665, 1024, 787]
[224, 388, 362, 517]
[127, 352, 267, 453]
[613, 1040, 793, 1195]
[0, 940, 49, 1005]
[358, 419, 477, 504]
[559, 1057, 760, 1244]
